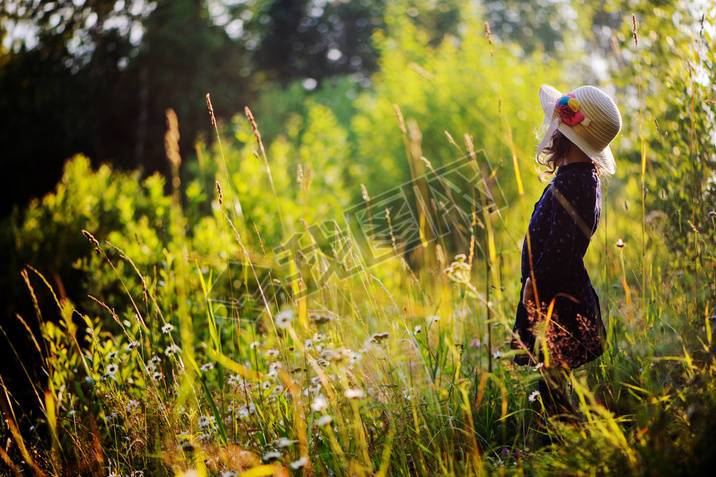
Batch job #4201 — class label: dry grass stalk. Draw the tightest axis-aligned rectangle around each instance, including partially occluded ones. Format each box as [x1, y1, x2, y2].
[165, 108, 181, 168]
[216, 180, 223, 205]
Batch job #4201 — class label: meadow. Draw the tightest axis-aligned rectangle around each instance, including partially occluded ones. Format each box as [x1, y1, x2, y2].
[1, 3, 716, 476]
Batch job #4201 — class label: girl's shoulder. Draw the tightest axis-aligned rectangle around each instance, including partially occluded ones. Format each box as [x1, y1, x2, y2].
[553, 162, 599, 188]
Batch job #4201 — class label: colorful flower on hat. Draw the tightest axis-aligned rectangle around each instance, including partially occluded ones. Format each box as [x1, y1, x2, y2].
[556, 94, 585, 126]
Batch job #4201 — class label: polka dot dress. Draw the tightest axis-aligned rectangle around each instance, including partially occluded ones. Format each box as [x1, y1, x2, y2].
[511, 162, 607, 368]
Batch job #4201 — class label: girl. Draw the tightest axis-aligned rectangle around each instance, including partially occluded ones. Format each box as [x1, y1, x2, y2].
[510, 84, 622, 418]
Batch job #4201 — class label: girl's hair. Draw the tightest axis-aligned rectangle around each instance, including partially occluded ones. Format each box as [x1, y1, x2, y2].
[537, 129, 604, 179]
[537, 129, 571, 177]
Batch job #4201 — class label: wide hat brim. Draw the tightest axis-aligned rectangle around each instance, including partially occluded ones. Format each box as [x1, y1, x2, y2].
[538, 84, 618, 175]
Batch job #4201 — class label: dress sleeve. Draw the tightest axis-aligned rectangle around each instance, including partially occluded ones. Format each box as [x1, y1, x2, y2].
[530, 174, 585, 300]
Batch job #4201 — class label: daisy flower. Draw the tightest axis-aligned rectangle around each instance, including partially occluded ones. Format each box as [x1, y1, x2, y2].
[274, 437, 296, 448]
[311, 395, 328, 412]
[344, 388, 365, 399]
[529, 390, 541, 403]
[162, 323, 174, 334]
[125, 341, 140, 351]
[274, 309, 294, 329]
[289, 457, 309, 469]
[316, 415, 332, 426]
[262, 451, 282, 462]
[164, 344, 182, 357]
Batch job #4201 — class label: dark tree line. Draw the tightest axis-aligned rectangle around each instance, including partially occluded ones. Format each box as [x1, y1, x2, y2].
[0, 0, 389, 216]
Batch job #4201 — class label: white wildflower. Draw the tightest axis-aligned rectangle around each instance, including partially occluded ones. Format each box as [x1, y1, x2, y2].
[164, 344, 182, 357]
[275, 309, 294, 329]
[162, 323, 174, 333]
[200, 362, 214, 372]
[274, 437, 296, 448]
[344, 388, 365, 399]
[265, 349, 279, 358]
[289, 457, 309, 469]
[429, 315, 440, 324]
[107, 351, 119, 360]
[107, 363, 118, 375]
[316, 415, 332, 426]
[198, 415, 215, 429]
[125, 341, 140, 351]
[529, 390, 541, 403]
[262, 451, 282, 461]
[414, 325, 422, 334]
[311, 395, 328, 412]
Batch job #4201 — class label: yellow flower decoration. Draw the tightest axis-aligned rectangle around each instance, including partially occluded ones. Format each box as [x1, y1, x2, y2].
[568, 97, 580, 112]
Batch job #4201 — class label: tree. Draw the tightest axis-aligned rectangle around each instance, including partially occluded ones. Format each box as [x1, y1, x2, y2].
[0, 0, 255, 215]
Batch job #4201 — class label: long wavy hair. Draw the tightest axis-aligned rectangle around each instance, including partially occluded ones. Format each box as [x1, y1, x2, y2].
[537, 129, 604, 180]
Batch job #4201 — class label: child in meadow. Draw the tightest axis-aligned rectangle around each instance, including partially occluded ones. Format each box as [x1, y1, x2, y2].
[510, 84, 622, 418]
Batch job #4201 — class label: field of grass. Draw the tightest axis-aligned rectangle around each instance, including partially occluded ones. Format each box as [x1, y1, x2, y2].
[2, 4, 716, 477]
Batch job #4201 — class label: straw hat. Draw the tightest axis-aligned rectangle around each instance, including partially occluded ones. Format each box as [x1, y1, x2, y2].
[535, 84, 622, 175]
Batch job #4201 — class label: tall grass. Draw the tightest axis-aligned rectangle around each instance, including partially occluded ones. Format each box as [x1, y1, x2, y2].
[3, 106, 713, 477]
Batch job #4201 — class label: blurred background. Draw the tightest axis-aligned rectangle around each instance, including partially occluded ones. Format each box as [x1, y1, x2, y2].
[1, 0, 664, 215]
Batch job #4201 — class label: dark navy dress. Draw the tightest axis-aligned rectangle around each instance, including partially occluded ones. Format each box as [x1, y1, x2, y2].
[511, 162, 607, 368]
